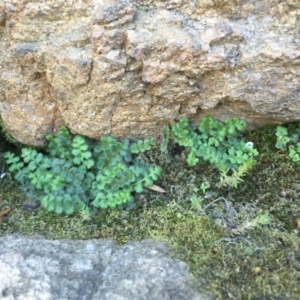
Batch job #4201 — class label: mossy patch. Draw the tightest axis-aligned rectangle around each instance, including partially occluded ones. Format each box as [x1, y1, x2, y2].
[1, 124, 300, 299]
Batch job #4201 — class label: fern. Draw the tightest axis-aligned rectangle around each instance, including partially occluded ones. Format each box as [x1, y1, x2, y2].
[5, 127, 161, 214]
[130, 138, 156, 153]
[163, 115, 259, 188]
[276, 124, 300, 162]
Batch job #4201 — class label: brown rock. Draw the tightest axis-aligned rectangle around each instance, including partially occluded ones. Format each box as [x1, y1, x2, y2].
[0, 0, 299, 146]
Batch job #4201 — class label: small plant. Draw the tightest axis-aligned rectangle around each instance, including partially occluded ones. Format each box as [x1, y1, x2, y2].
[200, 182, 210, 194]
[0, 166, 10, 180]
[159, 125, 172, 153]
[190, 194, 204, 211]
[190, 183, 211, 212]
[275, 124, 300, 162]
[230, 212, 271, 236]
[79, 206, 92, 222]
[4, 127, 161, 215]
[162, 115, 259, 188]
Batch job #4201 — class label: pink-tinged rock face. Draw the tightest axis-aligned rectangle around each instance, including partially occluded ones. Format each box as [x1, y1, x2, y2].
[0, 0, 299, 146]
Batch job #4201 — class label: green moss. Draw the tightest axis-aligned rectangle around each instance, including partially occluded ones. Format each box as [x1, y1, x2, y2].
[1, 124, 300, 299]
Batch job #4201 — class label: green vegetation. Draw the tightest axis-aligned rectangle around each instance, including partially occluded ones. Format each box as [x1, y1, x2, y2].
[276, 123, 300, 162]
[4, 127, 161, 214]
[162, 115, 259, 187]
[1, 119, 300, 299]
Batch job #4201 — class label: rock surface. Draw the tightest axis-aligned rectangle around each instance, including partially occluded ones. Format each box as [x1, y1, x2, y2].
[0, 234, 207, 300]
[0, 0, 299, 145]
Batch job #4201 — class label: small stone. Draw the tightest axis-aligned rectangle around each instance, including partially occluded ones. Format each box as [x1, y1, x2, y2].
[23, 201, 40, 210]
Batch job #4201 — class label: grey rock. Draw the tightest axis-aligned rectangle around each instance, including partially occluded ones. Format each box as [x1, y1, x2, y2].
[0, 234, 208, 300]
[23, 201, 40, 211]
[14, 43, 39, 57]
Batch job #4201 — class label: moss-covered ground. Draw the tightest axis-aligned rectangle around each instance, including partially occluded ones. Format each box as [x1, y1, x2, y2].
[1, 125, 300, 299]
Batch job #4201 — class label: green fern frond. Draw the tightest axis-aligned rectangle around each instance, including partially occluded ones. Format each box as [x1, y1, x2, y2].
[4, 126, 162, 214]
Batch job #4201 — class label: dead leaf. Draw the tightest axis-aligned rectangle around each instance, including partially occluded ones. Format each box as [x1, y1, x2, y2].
[0, 207, 12, 221]
[146, 185, 166, 193]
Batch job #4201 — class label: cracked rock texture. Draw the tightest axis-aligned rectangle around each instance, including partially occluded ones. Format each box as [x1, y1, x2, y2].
[0, 0, 299, 145]
[0, 235, 206, 300]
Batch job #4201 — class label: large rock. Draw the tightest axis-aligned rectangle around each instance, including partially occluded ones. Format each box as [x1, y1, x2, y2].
[0, 0, 299, 145]
[0, 234, 207, 300]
